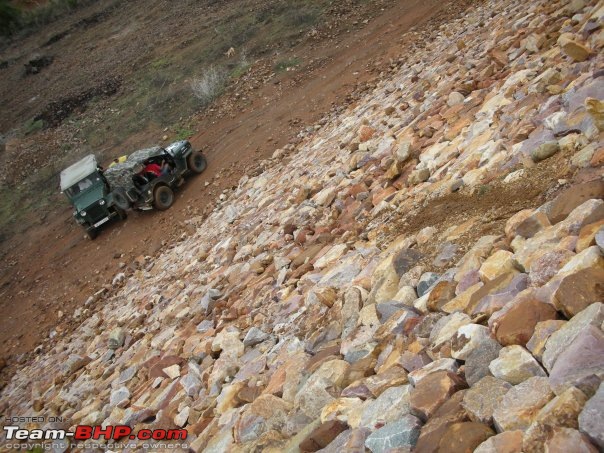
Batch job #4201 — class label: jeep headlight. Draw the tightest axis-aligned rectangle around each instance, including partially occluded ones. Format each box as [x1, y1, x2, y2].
[99, 199, 106, 206]
[81, 210, 87, 217]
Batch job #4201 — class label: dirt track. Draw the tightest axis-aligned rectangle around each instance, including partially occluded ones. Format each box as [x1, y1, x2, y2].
[0, 0, 472, 383]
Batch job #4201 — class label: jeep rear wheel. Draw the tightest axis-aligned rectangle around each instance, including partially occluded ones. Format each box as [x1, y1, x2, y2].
[187, 151, 207, 174]
[153, 185, 174, 210]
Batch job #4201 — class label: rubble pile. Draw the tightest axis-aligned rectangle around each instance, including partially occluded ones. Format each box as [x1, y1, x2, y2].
[2, 0, 603, 451]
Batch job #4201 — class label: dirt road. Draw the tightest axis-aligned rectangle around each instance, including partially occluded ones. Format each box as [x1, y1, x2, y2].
[0, 0, 468, 382]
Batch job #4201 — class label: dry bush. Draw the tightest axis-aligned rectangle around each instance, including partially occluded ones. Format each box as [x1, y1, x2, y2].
[190, 66, 226, 107]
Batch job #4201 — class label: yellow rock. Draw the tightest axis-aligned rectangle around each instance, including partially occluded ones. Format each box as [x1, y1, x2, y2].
[558, 33, 591, 62]
[479, 250, 515, 282]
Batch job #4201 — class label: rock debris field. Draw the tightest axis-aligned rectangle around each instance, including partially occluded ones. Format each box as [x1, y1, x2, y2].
[2, 0, 604, 452]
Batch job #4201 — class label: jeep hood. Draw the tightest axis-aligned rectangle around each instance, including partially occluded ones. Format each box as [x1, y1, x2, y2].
[72, 185, 106, 212]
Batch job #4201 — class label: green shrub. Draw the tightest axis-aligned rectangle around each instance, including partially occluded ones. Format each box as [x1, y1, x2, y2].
[23, 118, 44, 135]
[0, 0, 21, 36]
[274, 57, 300, 72]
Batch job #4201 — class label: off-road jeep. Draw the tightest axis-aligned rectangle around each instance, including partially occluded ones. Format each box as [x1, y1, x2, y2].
[60, 154, 129, 239]
[61, 140, 207, 239]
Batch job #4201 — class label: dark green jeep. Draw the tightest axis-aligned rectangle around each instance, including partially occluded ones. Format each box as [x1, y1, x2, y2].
[60, 154, 128, 239]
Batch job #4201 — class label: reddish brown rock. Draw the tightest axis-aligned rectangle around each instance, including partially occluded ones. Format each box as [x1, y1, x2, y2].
[544, 428, 598, 453]
[529, 249, 575, 287]
[474, 431, 524, 453]
[359, 125, 376, 142]
[414, 390, 469, 453]
[427, 280, 458, 312]
[523, 386, 588, 453]
[553, 267, 604, 318]
[410, 370, 467, 422]
[547, 180, 604, 224]
[299, 420, 348, 452]
[147, 355, 185, 379]
[577, 220, 604, 252]
[526, 320, 566, 361]
[437, 422, 495, 453]
[489, 289, 558, 346]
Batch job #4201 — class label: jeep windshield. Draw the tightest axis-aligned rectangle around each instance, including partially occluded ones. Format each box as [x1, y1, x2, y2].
[64, 175, 98, 198]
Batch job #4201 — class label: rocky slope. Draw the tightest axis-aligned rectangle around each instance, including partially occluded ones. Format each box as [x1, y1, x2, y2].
[1, 0, 604, 451]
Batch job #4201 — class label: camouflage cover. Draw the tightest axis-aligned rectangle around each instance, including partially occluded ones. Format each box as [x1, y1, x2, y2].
[104, 146, 163, 191]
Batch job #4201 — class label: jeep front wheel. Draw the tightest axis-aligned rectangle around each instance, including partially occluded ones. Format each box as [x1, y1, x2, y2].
[86, 226, 98, 240]
[153, 185, 174, 210]
[116, 208, 128, 220]
[113, 188, 130, 211]
[187, 151, 207, 174]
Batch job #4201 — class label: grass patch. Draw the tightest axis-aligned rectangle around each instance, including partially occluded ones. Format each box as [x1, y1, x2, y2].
[22, 118, 44, 135]
[150, 58, 170, 70]
[274, 57, 301, 72]
[230, 62, 250, 78]
[174, 126, 195, 140]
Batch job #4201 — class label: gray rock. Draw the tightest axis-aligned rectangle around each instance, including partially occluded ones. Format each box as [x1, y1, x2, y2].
[429, 312, 472, 350]
[364, 415, 423, 452]
[179, 373, 201, 397]
[417, 272, 440, 297]
[200, 292, 219, 315]
[376, 300, 408, 323]
[542, 302, 604, 372]
[342, 287, 362, 338]
[450, 324, 492, 361]
[117, 365, 138, 385]
[579, 382, 604, 449]
[108, 328, 126, 349]
[61, 354, 90, 375]
[110, 387, 130, 408]
[360, 385, 412, 429]
[243, 327, 269, 346]
[196, 319, 214, 333]
[412, 312, 446, 338]
[208, 288, 222, 299]
[596, 226, 604, 252]
[489, 345, 546, 385]
[493, 377, 554, 432]
[315, 429, 352, 453]
[392, 248, 423, 277]
[531, 141, 560, 162]
[408, 358, 459, 386]
[433, 242, 460, 267]
[550, 325, 604, 396]
[465, 337, 502, 386]
[462, 376, 512, 424]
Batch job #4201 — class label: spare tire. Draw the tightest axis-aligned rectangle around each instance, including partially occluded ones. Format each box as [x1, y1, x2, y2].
[153, 185, 174, 211]
[113, 188, 130, 211]
[187, 151, 207, 174]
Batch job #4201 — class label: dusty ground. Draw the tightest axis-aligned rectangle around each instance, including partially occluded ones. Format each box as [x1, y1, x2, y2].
[0, 0, 486, 384]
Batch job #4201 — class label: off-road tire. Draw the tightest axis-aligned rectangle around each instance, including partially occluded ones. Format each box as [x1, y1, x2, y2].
[113, 188, 130, 211]
[86, 226, 98, 240]
[153, 185, 174, 211]
[187, 151, 207, 174]
[116, 208, 128, 220]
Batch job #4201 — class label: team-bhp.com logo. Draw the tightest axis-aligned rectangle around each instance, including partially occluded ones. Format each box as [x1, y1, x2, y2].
[3, 425, 188, 449]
